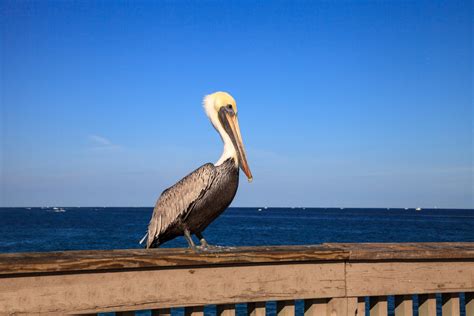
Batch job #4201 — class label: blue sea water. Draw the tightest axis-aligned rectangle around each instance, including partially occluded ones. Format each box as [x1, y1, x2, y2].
[1, 207, 473, 316]
[0, 207, 473, 252]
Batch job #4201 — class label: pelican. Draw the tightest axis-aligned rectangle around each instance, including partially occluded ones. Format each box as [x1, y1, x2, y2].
[140, 91, 252, 250]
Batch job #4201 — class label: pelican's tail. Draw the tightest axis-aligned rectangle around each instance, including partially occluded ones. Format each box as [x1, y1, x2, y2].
[139, 232, 148, 245]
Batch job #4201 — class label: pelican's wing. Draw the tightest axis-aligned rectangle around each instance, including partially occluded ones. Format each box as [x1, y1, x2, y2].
[146, 163, 216, 248]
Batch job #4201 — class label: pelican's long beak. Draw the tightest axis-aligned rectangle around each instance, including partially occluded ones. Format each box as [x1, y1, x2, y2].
[218, 107, 253, 182]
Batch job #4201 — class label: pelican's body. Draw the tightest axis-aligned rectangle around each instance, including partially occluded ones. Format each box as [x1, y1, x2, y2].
[143, 92, 252, 249]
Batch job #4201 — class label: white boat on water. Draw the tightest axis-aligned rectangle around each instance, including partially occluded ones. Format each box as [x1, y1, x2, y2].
[416, 207, 422, 211]
[257, 208, 263, 212]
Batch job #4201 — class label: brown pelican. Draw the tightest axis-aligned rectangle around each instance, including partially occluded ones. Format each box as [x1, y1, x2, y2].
[140, 92, 252, 250]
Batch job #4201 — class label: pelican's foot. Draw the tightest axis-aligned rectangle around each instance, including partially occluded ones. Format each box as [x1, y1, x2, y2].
[199, 243, 232, 252]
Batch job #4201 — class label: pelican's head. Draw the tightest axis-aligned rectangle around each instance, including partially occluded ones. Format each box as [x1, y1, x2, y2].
[203, 91, 253, 182]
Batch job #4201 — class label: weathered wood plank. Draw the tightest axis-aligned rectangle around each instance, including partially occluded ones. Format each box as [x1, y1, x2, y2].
[304, 298, 327, 316]
[277, 300, 295, 316]
[324, 243, 474, 261]
[0, 245, 348, 276]
[465, 293, 473, 316]
[346, 261, 474, 296]
[418, 294, 436, 316]
[442, 293, 460, 316]
[247, 302, 266, 316]
[369, 296, 387, 316]
[0, 262, 345, 314]
[2, 243, 474, 276]
[217, 304, 236, 316]
[395, 295, 413, 316]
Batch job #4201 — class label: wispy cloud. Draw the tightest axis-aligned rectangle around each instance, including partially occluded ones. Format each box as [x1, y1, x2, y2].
[88, 135, 121, 150]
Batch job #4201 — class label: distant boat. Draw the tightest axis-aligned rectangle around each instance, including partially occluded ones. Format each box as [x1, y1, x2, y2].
[404, 208, 409, 210]
[416, 207, 422, 211]
[53, 207, 66, 213]
[257, 208, 263, 212]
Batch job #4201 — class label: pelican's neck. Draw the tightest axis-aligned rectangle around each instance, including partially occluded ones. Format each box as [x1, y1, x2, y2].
[216, 138, 236, 166]
[209, 112, 237, 166]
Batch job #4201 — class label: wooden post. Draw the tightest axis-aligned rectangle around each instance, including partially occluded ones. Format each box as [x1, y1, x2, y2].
[328, 297, 350, 316]
[185, 306, 204, 316]
[277, 300, 295, 316]
[346, 297, 359, 316]
[465, 293, 473, 316]
[395, 295, 413, 316]
[369, 296, 388, 316]
[304, 298, 327, 316]
[356, 297, 365, 316]
[442, 293, 460, 316]
[217, 304, 236, 316]
[152, 308, 171, 316]
[418, 294, 436, 316]
[248, 302, 266, 316]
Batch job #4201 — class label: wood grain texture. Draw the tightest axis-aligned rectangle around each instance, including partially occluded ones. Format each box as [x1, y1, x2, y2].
[1, 243, 474, 276]
[1, 243, 473, 315]
[0, 262, 345, 315]
[324, 243, 474, 261]
[346, 261, 474, 296]
[0, 245, 348, 276]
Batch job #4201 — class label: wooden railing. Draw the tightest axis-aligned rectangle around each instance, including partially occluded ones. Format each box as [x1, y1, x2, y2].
[0, 242, 473, 315]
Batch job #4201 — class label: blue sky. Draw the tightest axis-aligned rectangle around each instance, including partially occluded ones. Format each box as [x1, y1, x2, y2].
[1, 1, 472, 208]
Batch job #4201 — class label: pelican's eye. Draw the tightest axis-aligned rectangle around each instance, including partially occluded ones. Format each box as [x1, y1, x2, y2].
[226, 104, 233, 110]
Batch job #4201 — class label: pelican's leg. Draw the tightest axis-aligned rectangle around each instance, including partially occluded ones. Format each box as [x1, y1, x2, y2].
[183, 228, 197, 250]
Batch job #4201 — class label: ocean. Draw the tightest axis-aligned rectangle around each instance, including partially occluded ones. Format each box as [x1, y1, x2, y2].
[1, 207, 473, 316]
[1, 207, 473, 253]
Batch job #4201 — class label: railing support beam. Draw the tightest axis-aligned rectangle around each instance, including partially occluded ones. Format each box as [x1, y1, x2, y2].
[395, 295, 413, 316]
[442, 293, 460, 316]
[465, 293, 473, 316]
[418, 294, 436, 316]
[185, 306, 204, 316]
[369, 296, 387, 316]
[248, 302, 266, 316]
[217, 304, 236, 316]
[277, 300, 295, 316]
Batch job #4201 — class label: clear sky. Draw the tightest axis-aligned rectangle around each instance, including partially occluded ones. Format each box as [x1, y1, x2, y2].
[1, 1, 472, 208]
